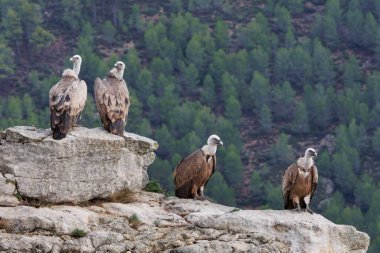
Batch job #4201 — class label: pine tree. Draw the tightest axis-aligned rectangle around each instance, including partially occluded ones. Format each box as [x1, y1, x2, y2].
[273, 4, 292, 35]
[0, 42, 15, 79]
[221, 72, 238, 102]
[312, 39, 335, 85]
[205, 171, 236, 205]
[343, 55, 362, 88]
[200, 74, 216, 107]
[346, 4, 364, 47]
[214, 19, 229, 50]
[258, 105, 272, 133]
[249, 71, 271, 112]
[220, 145, 244, 189]
[250, 47, 269, 77]
[186, 35, 205, 70]
[363, 13, 377, 49]
[325, 0, 342, 26]
[271, 81, 295, 121]
[291, 101, 310, 134]
[332, 152, 357, 195]
[270, 133, 294, 168]
[136, 69, 153, 103]
[224, 95, 242, 127]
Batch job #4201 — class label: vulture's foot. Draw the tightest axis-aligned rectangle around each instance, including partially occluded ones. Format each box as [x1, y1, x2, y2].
[292, 203, 301, 212]
[194, 195, 207, 201]
[305, 205, 314, 214]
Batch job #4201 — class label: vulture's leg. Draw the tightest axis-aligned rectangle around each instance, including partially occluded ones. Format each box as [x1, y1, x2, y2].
[292, 197, 301, 212]
[73, 113, 82, 127]
[304, 195, 314, 214]
[198, 186, 207, 201]
[193, 185, 206, 201]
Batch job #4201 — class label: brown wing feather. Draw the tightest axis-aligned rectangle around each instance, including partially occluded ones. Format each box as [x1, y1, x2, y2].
[204, 155, 216, 187]
[310, 165, 318, 201]
[282, 163, 299, 209]
[94, 76, 130, 134]
[174, 150, 207, 189]
[49, 76, 87, 138]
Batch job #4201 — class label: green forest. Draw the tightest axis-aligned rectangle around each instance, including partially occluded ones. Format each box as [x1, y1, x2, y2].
[0, 0, 379, 251]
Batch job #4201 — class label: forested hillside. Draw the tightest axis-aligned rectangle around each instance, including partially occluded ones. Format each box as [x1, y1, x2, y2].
[0, 0, 379, 251]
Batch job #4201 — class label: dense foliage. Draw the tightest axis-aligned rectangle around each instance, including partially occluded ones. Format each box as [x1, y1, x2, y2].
[0, 0, 379, 251]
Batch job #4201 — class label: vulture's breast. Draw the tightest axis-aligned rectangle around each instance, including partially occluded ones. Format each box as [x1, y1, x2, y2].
[292, 169, 312, 197]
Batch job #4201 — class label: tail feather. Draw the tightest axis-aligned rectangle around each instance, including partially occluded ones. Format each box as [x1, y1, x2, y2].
[175, 181, 193, 199]
[52, 128, 66, 140]
[50, 109, 73, 140]
[110, 119, 125, 137]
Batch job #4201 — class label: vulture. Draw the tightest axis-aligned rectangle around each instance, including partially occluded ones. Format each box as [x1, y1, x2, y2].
[49, 55, 87, 140]
[282, 148, 318, 214]
[174, 135, 223, 200]
[94, 61, 130, 137]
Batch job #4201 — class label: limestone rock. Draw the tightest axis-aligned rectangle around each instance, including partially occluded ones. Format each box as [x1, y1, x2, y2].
[0, 233, 63, 253]
[102, 202, 188, 227]
[0, 205, 98, 234]
[0, 126, 157, 203]
[0, 192, 370, 253]
[186, 209, 370, 253]
[0, 174, 18, 207]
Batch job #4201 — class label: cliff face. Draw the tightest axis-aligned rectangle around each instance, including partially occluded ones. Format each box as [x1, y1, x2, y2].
[0, 126, 157, 204]
[0, 192, 370, 253]
[0, 126, 370, 253]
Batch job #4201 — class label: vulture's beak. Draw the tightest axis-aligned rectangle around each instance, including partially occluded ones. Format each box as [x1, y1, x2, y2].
[114, 63, 118, 67]
[219, 140, 224, 146]
[69, 57, 74, 62]
[313, 152, 318, 157]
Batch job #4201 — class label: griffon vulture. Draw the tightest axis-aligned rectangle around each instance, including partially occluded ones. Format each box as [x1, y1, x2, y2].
[49, 55, 87, 140]
[174, 135, 223, 200]
[94, 61, 130, 137]
[282, 148, 318, 214]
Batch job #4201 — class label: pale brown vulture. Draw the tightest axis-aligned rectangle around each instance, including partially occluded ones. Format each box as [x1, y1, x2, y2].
[174, 135, 223, 200]
[49, 55, 87, 140]
[282, 148, 318, 214]
[94, 61, 130, 137]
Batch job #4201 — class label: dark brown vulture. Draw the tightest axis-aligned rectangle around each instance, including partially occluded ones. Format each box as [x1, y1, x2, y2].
[282, 148, 318, 214]
[94, 61, 130, 137]
[49, 55, 87, 140]
[174, 135, 223, 200]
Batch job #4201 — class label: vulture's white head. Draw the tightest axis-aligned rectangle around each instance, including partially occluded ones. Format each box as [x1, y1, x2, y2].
[70, 55, 82, 63]
[203, 134, 223, 156]
[70, 55, 82, 76]
[111, 61, 125, 80]
[207, 134, 223, 146]
[305, 148, 317, 158]
[114, 61, 125, 70]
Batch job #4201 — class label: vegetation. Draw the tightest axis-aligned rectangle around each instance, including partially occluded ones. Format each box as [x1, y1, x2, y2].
[70, 228, 87, 238]
[0, 0, 379, 251]
[128, 213, 142, 229]
[143, 181, 165, 194]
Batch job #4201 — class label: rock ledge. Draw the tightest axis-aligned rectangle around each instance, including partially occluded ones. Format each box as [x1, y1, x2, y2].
[0, 126, 158, 204]
[0, 192, 370, 253]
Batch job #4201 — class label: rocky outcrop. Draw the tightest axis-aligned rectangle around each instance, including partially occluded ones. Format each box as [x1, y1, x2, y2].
[0, 126, 370, 252]
[0, 192, 370, 253]
[0, 126, 158, 204]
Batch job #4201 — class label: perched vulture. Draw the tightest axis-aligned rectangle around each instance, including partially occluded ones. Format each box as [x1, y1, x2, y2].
[49, 55, 87, 140]
[282, 148, 318, 214]
[174, 135, 223, 200]
[94, 61, 130, 137]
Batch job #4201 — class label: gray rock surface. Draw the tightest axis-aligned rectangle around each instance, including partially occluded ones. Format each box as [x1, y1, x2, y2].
[0, 126, 157, 203]
[0, 174, 18, 207]
[0, 192, 370, 253]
